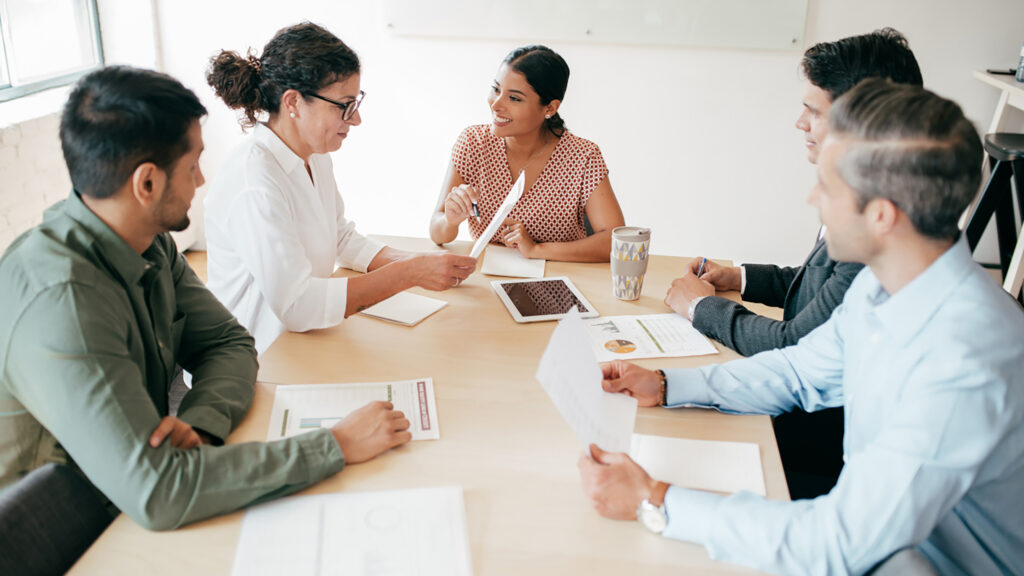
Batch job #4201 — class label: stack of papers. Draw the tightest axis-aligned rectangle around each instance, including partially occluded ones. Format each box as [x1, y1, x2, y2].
[232, 485, 473, 576]
[584, 313, 718, 361]
[360, 291, 447, 326]
[481, 244, 545, 278]
[629, 433, 766, 496]
[267, 379, 440, 441]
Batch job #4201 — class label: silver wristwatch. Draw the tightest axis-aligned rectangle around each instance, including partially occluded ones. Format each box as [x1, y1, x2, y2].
[637, 498, 668, 534]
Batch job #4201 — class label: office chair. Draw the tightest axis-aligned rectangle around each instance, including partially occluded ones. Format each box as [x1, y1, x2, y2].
[0, 463, 113, 576]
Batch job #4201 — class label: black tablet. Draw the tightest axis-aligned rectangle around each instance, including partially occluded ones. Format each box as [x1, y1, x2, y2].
[490, 277, 599, 323]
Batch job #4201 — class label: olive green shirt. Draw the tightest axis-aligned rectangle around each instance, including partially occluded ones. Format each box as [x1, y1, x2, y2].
[0, 192, 344, 530]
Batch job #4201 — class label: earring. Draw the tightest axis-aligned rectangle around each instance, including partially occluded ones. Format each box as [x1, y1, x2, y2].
[545, 114, 552, 119]
[290, 112, 296, 118]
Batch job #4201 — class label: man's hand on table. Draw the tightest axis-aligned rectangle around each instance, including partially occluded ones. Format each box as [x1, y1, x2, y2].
[330, 401, 412, 464]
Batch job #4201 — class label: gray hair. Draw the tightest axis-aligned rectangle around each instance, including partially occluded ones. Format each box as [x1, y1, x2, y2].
[828, 78, 982, 240]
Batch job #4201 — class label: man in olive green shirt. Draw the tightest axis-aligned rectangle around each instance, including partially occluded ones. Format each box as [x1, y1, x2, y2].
[0, 66, 411, 530]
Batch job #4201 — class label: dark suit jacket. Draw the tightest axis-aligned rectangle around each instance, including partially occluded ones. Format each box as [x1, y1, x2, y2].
[692, 238, 863, 498]
[692, 238, 863, 357]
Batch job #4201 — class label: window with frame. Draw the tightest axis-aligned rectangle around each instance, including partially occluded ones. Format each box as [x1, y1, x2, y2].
[0, 0, 104, 103]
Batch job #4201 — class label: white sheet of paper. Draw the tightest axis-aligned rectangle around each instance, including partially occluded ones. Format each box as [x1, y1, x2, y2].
[267, 379, 440, 441]
[629, 433, 766, 496]
[536, 310, 637, 453]
[481, 244, 545, 278]
[359, 291, 447, 326]
[585, 313, 718, 361]
[470, 171, 526, 259]
[232, 485, 473, 576]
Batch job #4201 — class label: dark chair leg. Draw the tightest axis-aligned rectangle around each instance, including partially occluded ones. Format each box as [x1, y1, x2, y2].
[996, 176, 1017, 275]
[965, 160, 1012, 251]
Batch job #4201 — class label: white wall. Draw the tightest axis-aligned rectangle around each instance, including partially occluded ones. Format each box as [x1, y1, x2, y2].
[156, 0, 1024, 264]
[4, 0, 1023, 264]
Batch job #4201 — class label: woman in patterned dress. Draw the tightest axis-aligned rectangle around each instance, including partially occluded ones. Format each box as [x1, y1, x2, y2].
[429, 46, 625, 262]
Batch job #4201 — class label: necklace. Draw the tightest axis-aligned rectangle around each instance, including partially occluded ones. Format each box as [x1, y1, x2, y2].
[505, 133, 555, 180]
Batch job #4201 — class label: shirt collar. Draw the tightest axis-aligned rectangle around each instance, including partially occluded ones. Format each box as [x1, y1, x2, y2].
[863, 237, 974, 339]
[58, 190, 161, 286]
[254, 122, 305, 175]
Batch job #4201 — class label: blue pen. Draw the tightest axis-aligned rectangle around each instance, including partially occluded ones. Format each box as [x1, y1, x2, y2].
[696, 257, 707, 277]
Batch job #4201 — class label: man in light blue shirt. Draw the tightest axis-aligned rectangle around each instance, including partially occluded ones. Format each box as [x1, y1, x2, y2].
[579, 79, 1024, 575]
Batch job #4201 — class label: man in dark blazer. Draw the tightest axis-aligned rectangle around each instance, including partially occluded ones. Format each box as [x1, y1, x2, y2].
[664, 28, 923, 499]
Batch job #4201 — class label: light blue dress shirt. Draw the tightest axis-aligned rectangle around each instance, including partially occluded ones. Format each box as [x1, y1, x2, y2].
[661, 240, 1024, 575]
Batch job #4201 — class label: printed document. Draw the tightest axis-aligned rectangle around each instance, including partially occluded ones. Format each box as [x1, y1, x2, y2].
[481, 244, 545, 278]
[585, 313, 718, 361]
[630, 434, 766, 496]
[470, 171, 525, 259]
[232, 485, 473, 576]
[267, 379, 440, 441]
[360, 291, 447, 326]
[536, 310, 637, 453]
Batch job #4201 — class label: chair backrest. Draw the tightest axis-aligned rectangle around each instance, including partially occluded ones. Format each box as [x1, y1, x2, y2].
[0, 463, 113, 576]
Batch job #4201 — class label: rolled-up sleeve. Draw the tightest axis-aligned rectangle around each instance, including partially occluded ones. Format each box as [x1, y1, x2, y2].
[170, 241, 258, 441]
[4, 283, 345, 531]
[229, 180, 351, 333]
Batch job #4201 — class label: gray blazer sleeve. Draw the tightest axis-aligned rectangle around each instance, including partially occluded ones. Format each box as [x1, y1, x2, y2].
[692, 261, 864, 357]
[742, 264, 800, 308]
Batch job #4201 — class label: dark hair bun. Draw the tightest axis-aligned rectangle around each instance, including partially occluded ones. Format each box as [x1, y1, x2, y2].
[206, 50, 264, 127]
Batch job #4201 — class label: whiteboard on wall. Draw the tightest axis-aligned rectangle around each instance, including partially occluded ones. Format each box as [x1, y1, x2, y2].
[380, 0, 808, 51]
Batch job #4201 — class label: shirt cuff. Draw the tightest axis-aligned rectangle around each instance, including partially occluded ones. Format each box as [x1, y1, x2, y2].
[177, 405, 233, 443]
[740, 265, 747, 296]
[348, 238, 387, 273]
[293, 428, 346, 480]
[663, 368, 714, 407]
[663, 485, 725, 545]
[325, 276, 350, 326]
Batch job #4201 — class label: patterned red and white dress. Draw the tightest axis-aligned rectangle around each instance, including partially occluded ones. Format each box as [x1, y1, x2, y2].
[450, 124, 609, 244]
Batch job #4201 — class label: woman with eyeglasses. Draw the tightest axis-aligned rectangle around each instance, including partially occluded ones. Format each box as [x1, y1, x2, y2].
[205, 22, 476, 355]
[429, 45, 625, 262]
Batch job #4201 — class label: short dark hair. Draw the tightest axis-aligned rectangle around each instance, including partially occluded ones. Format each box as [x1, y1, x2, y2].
[829, 78, 982, 241]
[503, 45, 570, 136]
[801, 28, 923, 101]
[59, 66, 207, 199]
[207, 22, 359, 128]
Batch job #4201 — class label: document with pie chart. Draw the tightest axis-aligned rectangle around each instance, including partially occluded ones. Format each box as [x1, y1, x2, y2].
[584, 313, 718, 361]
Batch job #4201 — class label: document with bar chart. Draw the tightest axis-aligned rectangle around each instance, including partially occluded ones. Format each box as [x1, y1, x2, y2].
[266, 379, 440, 441]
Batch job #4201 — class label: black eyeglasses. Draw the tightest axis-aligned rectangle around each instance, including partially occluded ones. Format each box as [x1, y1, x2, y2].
[305, 90, 365, 121]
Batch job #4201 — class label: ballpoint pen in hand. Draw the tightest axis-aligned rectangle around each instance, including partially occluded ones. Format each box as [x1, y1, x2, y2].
[471, 201, 480, 222]
[696, 257, 707, 277]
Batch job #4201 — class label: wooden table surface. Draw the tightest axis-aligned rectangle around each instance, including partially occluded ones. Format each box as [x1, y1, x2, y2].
[72, 237, 787, 576]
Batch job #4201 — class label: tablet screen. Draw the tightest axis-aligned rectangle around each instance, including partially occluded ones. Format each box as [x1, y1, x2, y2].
[497, 279, 592, 317]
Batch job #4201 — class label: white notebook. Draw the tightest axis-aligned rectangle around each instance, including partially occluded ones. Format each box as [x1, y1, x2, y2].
[359, 291, 447, 326]
[481, 244, 545, 278]
[629, 433, 766, 496]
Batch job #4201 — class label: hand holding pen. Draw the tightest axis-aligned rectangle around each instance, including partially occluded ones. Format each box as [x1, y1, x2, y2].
[686, 257, 742, 292]
[443, 184, 481, 227]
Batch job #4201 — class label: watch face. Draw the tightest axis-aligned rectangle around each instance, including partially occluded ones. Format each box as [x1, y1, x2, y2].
[639, 501, 667, 534]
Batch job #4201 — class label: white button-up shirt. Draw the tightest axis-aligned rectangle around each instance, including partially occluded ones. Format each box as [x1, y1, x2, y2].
[663, 239, 1024, 575]
[205, 124, 384, 355]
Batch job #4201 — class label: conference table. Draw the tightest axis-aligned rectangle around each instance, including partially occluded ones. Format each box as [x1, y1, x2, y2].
[71, 236, 788, 575]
